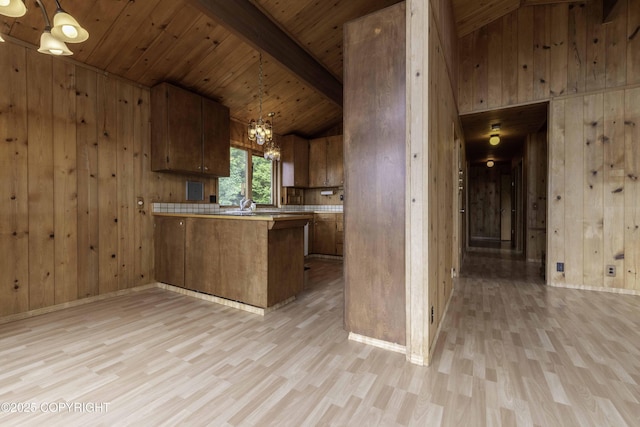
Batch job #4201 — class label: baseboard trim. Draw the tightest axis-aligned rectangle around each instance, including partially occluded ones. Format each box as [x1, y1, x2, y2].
[348, 332, 407, 355]
[0, 284, 157, 325]
[157, 283, 295, 315]
[0, 282, 299, 325]
[548, 282, 640, 296]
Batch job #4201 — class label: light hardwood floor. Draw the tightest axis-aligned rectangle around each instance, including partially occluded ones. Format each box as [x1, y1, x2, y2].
[0, 255, 639, 426]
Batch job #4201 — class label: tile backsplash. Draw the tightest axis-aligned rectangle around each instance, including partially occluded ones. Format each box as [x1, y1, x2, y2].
[153, 203, 343, 214]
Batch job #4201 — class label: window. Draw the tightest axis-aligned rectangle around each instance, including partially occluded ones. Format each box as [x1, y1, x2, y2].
[251, 155, 273, 204]
[218, 147, 274, 206]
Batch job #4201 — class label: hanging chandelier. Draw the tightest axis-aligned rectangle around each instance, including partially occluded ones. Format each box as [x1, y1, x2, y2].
[0, 0, 89, 56]
[248, 52, 273, 146]
[263, 113, 281, 162]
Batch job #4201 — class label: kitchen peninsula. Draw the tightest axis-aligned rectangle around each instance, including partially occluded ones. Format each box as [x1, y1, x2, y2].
[154, 212, 312, 310]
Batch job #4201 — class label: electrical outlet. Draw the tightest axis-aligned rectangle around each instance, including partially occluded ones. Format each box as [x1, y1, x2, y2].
[556, 262, 564, 272]
[606, 265, 616, 277]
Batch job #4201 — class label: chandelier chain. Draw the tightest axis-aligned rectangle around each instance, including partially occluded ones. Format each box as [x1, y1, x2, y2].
[258, 52, 263, 119]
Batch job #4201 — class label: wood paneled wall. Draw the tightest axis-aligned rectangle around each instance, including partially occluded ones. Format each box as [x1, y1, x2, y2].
[458, 0, 640, 114]
[458, 1, 640, 293]
[427, 4, 458, 349]
[0, 43, 217, 317]
[405, 0, 460, 364]
[525, 130, 547, 262]
[549, 88, 640, 291]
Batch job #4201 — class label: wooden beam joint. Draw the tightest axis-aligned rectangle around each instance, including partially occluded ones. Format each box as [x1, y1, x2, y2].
[603, 0, 620, 24]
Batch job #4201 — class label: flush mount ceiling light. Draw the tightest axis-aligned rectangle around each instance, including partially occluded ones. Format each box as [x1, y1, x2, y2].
[248, 52, 273, 146]
[489, 123, 501, 146]
[486, 160, 495, 168]
[0, 0, 88, 56]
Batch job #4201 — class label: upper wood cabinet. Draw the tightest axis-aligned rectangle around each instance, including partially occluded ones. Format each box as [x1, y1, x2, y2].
[151, 82, 230, 176]
[281, 134, 309, 187]
[308, 135, 343, 187]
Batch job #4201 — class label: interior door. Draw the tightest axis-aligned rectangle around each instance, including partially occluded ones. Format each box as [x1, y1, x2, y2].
[500, 174, 512, 241]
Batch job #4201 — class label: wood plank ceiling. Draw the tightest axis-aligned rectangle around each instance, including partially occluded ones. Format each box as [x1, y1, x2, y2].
[0, 0, 588, 140]
[0, 0, 400, 138]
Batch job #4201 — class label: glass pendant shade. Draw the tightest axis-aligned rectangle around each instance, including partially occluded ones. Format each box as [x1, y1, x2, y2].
[248, 117, 272, 146]
[51, 9, 89, 43]
[38, 29, 72, 56]
[0, 0, 26, 17]
[486, 160, 495, 168]
[489, 134, 500, 146]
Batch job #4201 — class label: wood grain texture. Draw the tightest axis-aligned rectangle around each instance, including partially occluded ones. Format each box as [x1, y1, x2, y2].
[459, 0, 635, 114]
[52, 60, 79, 305]
[548, 88, 640, 292]
[0, 44, 221, 318]
[603, 90, 625, 289]
[344, 3, 406, 346]
[0, 43, 29, 317]
[182, 217, 304, 308]
[26, 50, 55, 310]
[624, 88, 640, 290]
[1, 255, 639, 425]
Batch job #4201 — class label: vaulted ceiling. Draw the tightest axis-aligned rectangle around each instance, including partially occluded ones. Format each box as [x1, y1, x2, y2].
[0, 0, 588, 139]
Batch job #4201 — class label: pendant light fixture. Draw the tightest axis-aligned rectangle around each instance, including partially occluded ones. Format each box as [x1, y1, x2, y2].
[0, 0, 26, 17]
[51, 0, 88, 43]
[248, 52, 273, 146]
[263, 113, 281, 162]
[0, 0, 88, 56]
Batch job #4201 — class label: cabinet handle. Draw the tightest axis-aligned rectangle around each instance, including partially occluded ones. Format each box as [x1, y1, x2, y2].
[179, 221, 184, 226]
[204, 166, 209, 171]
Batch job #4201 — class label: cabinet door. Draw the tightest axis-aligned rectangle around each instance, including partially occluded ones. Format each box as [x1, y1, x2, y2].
[312, 214, 337, 255]
[325, 135, 344, 187]
[165, 84, 203, 173]
[202, 98, 230, 177]
[308, 139, 328, 187]
[281, 135, 309, 187]
[154, 217, 186, 286]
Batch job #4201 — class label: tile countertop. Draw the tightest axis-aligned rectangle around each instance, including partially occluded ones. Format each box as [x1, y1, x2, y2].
[152, 211, 314, 222]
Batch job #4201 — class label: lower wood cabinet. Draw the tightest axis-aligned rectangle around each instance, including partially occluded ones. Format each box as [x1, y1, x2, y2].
[310, 213, 343, 256]
[153, 215, 307, 308]
[154, 216, 186, 287]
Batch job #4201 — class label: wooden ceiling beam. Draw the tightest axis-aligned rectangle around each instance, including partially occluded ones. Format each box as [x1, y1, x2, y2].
[188, 0, 343, 107]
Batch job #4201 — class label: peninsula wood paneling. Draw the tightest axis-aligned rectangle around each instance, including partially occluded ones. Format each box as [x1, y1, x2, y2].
[0, 44, 218, 317]
[458, 0, 638, 114]
[548, 88, 640, 292]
